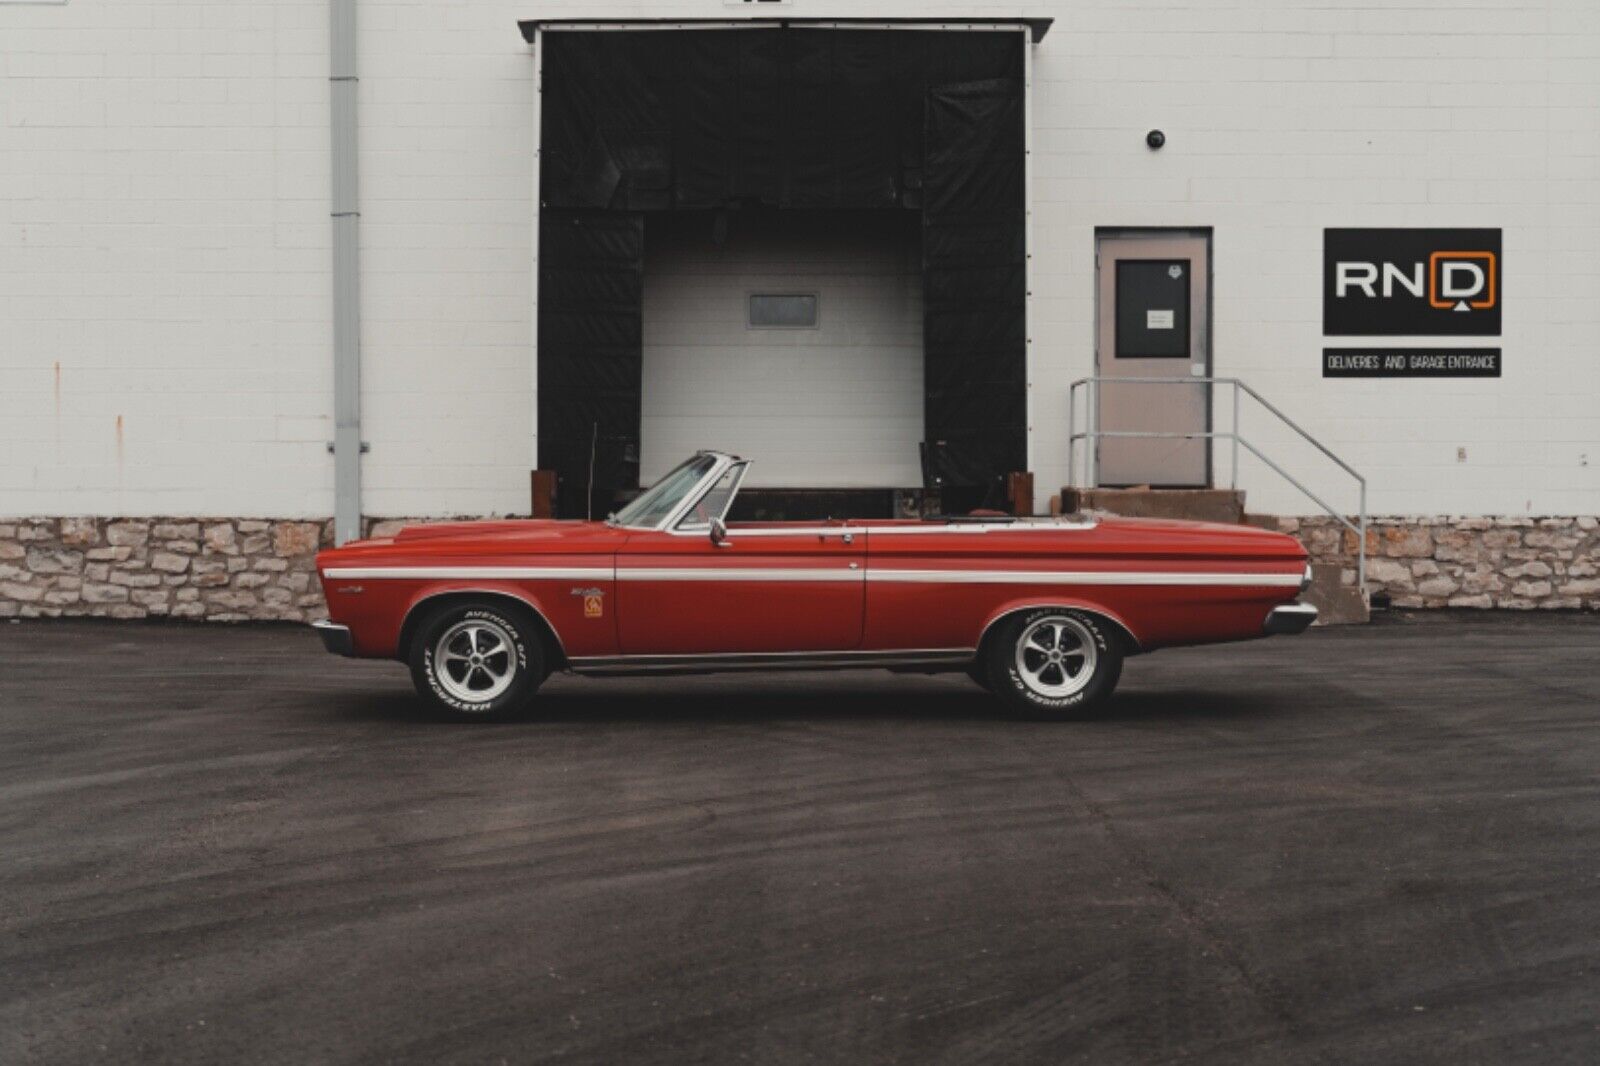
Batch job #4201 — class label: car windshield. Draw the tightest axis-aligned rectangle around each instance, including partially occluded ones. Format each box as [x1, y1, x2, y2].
[611, 454, 719, 529]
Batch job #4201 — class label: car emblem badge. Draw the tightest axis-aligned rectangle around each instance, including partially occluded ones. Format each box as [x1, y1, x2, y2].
[1168, 264, 1183, 279]
[572, 587, 604, 618]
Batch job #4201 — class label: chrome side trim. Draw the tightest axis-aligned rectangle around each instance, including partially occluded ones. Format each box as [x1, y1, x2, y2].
[660, 519, 1098, 538]
[859, 520, 1097, 534]
[568, 648, 976, 676]
[323, 566, 612, 581]
[664, 525, 858, 539]
[617, 567, 862, 583]
[868, 569, 1304, 587]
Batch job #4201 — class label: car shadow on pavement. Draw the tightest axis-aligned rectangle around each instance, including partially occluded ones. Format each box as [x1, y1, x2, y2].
[311, 675, 1297, 727]
[531, 691, 1000, 725]
[1105, 688, 1299, 723]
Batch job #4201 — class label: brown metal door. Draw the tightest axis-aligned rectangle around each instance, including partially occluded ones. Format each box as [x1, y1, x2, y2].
[1095, 234, 1210, 487]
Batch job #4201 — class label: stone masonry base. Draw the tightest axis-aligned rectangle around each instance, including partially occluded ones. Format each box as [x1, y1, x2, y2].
[0, 518, 416, 623]
[1274, 515, 1600, 611]
[2, 515, 1598, 623]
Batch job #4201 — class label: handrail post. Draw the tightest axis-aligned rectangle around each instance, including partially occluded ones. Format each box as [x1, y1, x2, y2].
[1091, 377, 1100, 487]
[1066, 381, 1076, 489]
[1231, 380, 1239, 491]
[1358, 482, 1367, 592]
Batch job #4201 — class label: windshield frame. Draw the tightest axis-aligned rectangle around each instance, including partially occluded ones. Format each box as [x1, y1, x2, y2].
[673, 459, 750, 532]
[609, 451, 742, 531]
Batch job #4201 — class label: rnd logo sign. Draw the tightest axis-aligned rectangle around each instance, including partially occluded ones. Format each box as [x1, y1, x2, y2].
[1324, 229, 1501, 336]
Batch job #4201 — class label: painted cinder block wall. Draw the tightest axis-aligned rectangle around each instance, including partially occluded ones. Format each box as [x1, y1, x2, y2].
[2, 1, 1597, 614]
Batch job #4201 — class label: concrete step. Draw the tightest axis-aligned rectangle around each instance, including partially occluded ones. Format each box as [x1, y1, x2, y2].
[1060, 487, 1246, 525]
[1301, 562, 1370, 625]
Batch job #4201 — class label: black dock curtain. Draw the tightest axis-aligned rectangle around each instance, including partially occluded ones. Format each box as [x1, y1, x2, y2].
[538, 30, 1025, 513]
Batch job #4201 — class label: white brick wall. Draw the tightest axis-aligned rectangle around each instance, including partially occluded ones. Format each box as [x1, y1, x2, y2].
[0, 0, 334, 517]
[2, 1, 1597, 520]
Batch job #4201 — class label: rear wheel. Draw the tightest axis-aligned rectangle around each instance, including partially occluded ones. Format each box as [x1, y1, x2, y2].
[984, 608, 1123, 720]
[409, 601, 544, 720]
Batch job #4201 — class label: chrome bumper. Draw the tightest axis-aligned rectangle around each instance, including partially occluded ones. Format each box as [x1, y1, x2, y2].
[1264, 603, 1318, 636]
[312, 619, 354, 656]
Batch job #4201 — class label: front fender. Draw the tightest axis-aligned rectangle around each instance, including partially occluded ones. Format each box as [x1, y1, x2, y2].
[396, 582, 575, 659]
[323, 577, 608, 660]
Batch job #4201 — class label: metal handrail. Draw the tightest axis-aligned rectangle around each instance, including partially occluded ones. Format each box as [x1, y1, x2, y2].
[1067, 376, 1367, 589]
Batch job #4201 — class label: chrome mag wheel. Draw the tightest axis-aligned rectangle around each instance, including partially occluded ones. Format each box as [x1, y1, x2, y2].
[433, 618, 517, 704]
[1014, 614, 1098, 700]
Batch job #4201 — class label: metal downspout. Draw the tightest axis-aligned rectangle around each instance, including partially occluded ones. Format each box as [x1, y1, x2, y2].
[330, 0, 362, 544]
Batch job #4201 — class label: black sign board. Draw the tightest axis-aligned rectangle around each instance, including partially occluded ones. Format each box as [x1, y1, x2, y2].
[1323, 348, 1501, 378]
[1324, 228, 1500, 336]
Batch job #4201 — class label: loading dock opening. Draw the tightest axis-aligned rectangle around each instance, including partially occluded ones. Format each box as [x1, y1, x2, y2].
[523, 19, 1045, 517]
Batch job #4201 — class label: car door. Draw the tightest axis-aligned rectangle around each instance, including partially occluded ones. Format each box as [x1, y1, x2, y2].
[616, 523, 865, 655]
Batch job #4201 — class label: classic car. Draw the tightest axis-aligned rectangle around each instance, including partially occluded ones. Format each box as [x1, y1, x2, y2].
[312, 450, 1316, 720]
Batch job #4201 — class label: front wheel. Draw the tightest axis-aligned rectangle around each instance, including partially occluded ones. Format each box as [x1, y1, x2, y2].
[409, 601, 545, 720]
[984, 609, 1123, 720]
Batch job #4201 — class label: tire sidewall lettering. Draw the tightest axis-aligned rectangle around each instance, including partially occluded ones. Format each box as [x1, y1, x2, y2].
[1004, 609, 1109, 710]
[461, 608, 529, 672]
[419, 605, 534, 716]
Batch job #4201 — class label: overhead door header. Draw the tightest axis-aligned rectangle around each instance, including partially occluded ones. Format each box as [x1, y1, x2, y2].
[519, 18, 1052, 44]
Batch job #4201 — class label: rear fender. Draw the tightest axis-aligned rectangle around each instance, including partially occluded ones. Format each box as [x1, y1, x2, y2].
[977, 597, 1144, 658]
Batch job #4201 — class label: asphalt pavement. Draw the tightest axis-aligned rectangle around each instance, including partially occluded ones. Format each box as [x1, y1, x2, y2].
[1, 614, 1597, 1064]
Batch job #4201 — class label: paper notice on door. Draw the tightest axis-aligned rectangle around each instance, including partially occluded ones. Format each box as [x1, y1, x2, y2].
[1146, 309, 1175, 330]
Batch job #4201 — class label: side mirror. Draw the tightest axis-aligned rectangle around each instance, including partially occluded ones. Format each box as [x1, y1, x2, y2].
[709, 517, 729, 547]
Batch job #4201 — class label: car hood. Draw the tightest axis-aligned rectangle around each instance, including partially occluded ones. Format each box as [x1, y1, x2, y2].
[389, 519, 607, 544]
[316, 519, 623, 567]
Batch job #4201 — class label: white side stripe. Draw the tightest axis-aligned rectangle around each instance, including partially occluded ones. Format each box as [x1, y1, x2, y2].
[324, 566, 1301, 588]
[618, 567, 862, 583]
[867, 569, 1303, 587]
[323, 566, 611, 580]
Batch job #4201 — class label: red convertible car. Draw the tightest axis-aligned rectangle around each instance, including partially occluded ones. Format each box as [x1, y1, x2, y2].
[312, 451, 1315, 720]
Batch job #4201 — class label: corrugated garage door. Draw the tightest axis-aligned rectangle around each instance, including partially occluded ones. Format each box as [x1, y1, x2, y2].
[641, 210, 924, 488]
